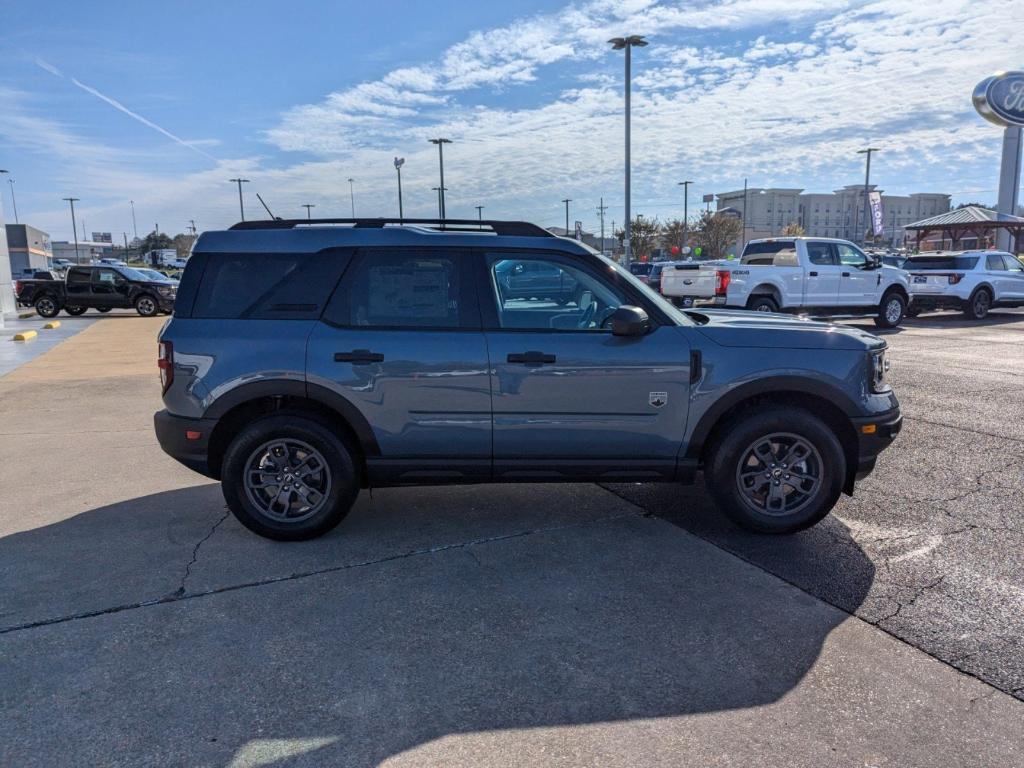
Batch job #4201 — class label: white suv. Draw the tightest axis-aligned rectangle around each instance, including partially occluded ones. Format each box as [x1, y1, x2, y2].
[905, 251, 1024, 320]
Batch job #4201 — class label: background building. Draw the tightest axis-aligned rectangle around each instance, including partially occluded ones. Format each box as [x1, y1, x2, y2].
[51, 239, 114, 264]
[5, 224, 52, 275]
[716, 185, 951, 247]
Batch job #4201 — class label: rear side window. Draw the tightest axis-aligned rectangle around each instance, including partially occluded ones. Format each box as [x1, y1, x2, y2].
[191, 251, 349, 319]
[67, 268, 91, 283]
[742, 240, 795, 259]
[806, 243, 835, 266]
[323, 250, 475, 329]
[907, 256, 980, 270]
[986, 254, 1005, 270]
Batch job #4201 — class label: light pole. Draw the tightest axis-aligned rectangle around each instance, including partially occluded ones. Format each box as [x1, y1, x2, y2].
[475, 205, 484, 229]
[347, 178, 355, 217]
[189, 219, 197, 235]
[302, 204, 315, 220]
[561, 198, 572, 236]
[0, 172, 17, 224]
[678, 180, 693, 245]
[394, 157, 405, 221]
[62, 197, 81, 263]
[431, 187, 447, 219]
[428, 138, 452, 220]
[597, 197, 607, 254]
[609, 35, 648, 266]
[129, 199, 138, 240]
[229, 178, 249, 221]
[857, 147, 879, 245]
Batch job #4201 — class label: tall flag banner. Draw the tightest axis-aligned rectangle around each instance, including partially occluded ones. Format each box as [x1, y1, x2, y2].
[869, 192, 884, 236]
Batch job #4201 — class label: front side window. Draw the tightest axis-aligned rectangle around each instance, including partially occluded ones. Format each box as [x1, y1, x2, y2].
[488, 256, 625, 331]
[324, 251, 468, 328]
[836, 243, 868, 267]
[1003, 254, 1024, 272]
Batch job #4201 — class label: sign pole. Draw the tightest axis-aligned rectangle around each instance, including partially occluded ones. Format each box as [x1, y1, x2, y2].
[996, 126, 1022, 252]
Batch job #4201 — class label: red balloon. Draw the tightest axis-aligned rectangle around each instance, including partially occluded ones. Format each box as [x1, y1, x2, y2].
[670, 245, 680, 255]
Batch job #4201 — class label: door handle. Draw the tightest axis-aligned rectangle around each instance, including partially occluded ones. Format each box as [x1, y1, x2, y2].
[842, 271, 851, 277]
[334, 349, 384, 364]
[808, 271, 818, 277]
[507, 351, 556, 365]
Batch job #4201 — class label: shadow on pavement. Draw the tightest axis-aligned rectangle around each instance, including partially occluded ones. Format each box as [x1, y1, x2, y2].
[0, 482, 876, 766]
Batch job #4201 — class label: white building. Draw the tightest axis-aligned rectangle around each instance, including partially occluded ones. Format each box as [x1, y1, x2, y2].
[716, 185, 950, 247]
[51, 239, 114, 264]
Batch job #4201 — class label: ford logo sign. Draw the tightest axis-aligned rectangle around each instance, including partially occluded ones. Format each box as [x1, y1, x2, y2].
[973, 71, 1024, 127]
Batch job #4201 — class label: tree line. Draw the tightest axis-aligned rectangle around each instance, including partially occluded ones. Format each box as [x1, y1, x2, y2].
[613, 212, 805, 261]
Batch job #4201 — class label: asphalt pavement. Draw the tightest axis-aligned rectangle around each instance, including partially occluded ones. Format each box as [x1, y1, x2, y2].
[1, 310, 1022, 767]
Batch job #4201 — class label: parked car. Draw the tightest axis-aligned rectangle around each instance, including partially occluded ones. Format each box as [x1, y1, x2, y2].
[494, 258, 579, 303]
[99, 257, 129, 267]
[905, 250, 1024, 319]
[134, 267, 180, 285]
[882, 254, 907, 269]
[154, 217, 901, 541]
[15, 265, 176, 317]
[628, 262, 654, 283]
[660, 237, 911, 328]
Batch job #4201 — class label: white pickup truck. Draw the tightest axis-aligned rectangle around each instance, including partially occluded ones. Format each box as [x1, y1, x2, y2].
[660, 237, 912, 328]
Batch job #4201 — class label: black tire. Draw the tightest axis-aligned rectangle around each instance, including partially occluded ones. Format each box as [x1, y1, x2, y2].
[221, 414, 360, 541]
[705, 406, 846, 534]
[746, 295, 779, 313]
[874, 291, 906, 329]
[96, 307, 112, 313]
[64, 305, 87, 316]
[34, 295, 60, 318]
[963, 288, 992, 320]
[135, 294, 159, 317]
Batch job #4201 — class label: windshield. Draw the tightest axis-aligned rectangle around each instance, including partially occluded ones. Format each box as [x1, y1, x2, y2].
[118, 267, 161, 281]
[906, 255, 980, 270]
[594, 253, 692, 326]
[136, 268, 173, 281]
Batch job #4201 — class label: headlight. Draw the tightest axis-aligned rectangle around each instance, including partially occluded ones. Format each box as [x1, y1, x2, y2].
[869, 349, 890, 393]
[157, 286, 175, 297]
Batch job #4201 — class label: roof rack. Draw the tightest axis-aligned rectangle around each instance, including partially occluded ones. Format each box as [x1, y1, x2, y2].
[228, 217, 554, 238]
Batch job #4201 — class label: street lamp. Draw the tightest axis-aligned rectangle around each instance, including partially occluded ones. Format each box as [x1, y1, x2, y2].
[347, 178, 356, 217]
[130, 199, 138, 240]
[678, 180, 693, 245]
[475, 205, 484, 229]
[62, 197, 81, 263]
[394, 157, 405, 222]
[229, 178, 250, 221]
[561, 198, 572, 236]
[857, 147, 879, 245]
[428, 138, 452, 220]
[0, 172, 18, 224]
[608, 34, 648, 266]
[302, 204, 315, 220]
[431, 186, 447, 219]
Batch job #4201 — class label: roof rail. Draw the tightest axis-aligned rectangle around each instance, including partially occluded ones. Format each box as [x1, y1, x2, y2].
[228, 217, 554, 238]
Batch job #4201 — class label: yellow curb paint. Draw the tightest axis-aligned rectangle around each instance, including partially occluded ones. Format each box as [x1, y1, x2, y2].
[43, 321, 61, 329]
[13, 330, 38, 341]
[17, 312, 36, 319]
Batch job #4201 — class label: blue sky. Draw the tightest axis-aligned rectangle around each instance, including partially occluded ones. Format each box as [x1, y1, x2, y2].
[1, 0, 1021, 241]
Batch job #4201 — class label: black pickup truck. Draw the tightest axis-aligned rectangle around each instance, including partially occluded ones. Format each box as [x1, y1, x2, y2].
[15, 265, 177, 318]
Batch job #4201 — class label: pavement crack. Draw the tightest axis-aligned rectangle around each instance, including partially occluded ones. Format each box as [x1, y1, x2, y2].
[0, 509, 643, 637]
[173, 509, 230, 597]
[874, 574, 946, 625]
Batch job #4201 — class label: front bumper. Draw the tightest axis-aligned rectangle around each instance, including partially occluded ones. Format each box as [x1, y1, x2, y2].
[156, 295, 176, 312]
[851, 407, 902, 480]
[154, 409, 218, 478]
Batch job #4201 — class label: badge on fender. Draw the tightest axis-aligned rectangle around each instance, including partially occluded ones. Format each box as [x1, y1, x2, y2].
[649, 392, 668, 408]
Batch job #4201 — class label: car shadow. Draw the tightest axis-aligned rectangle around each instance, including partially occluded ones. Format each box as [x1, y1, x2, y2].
[0, 482, 875, 765]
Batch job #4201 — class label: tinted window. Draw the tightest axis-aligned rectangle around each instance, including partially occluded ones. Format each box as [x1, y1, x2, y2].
[192, 251, 348, 320]
[742, 240, 795, 257]
[806, 243, 835, 266]
[906, 255, 980, 270]
[324, 251, 469, 328]
[488, 255, 625, 331]
[67, 268, 91, 283]
[94, 269, 119, 284]
[629, 262, 653, 276]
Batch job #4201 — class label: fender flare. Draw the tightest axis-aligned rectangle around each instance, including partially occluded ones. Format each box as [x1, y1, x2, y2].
[203, 379, 381, 456]
[685, 375, 861, 460]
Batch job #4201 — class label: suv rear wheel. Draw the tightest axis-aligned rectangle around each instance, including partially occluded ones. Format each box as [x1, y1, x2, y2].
[221, 414, 360, 541]
[963, 287, 991, 320]
[706, 406, 845, 534]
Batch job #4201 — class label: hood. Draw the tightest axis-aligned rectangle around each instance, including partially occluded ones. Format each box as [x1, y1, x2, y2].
[687, 309, 885, 351]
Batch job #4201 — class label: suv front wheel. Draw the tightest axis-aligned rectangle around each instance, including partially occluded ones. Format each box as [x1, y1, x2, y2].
[705, 406, 845, 534]
[221, 414, 360, 541]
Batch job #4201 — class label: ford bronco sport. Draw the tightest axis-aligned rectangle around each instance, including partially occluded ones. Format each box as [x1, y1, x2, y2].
[154, 218, 901, 540]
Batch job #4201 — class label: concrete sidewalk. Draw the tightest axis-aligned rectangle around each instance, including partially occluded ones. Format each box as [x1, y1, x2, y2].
[1, 318, 1021, 767]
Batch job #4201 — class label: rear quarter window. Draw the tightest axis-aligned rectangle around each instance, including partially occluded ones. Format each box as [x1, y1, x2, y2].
[906, 256, 980, 270]
[190, 250, 351, 320]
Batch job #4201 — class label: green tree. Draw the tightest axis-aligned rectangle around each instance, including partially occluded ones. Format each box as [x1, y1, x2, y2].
[781, 222, 805, 236]
[662, 218, 689, 252]
[138, 230, 174, 255]
[172, 233, 197, 259]
[693, 211, 743, 260]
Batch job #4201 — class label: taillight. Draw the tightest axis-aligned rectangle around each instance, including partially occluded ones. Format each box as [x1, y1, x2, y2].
[948, 273, 964, 285]
[14, 280, 23, 295]
[715, 269, 731, 296]
[158, 340, 174, 394]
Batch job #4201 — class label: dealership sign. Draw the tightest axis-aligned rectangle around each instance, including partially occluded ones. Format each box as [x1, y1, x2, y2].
[973, 71, 1024, 127]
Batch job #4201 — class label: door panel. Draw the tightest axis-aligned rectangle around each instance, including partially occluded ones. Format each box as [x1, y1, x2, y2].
[836, 244, 876, 306]
[803, 243, 841, 305]
[307, 248, 490, 473]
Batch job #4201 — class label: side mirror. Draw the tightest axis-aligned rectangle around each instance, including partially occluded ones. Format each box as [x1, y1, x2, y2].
[610, 305, 650, 337]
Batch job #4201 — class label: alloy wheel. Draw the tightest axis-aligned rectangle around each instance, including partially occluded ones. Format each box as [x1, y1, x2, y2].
[735, 432, 823, 517]
[243, 439, 332, 523]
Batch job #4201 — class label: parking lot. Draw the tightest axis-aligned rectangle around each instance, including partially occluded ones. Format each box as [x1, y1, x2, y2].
[1, 308, 1023, 766]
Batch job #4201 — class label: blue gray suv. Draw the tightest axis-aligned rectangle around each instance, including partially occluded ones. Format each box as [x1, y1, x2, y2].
[154, 218, 902, 540]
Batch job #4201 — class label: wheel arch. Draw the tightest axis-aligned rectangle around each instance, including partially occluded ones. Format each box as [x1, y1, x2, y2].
[686, 379, 860, 494]
[746, 283, 783, 307]
[204, 380, 379, 482]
